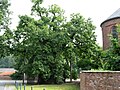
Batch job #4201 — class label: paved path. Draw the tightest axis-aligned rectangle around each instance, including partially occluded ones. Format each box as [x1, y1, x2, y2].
[0, 80, 17, 90]
[0, 82, 5, 90]
[0, 84, 5, 90]
[0, 80, 28, 90]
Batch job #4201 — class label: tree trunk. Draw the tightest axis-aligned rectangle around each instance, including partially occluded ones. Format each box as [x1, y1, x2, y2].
[70, 60, 72, 82]
[37, 74, 41, 84]
[23, 73, 25, 85]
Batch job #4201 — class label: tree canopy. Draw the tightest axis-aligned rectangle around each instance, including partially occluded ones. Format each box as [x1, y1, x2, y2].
[1, 0, 100, 84]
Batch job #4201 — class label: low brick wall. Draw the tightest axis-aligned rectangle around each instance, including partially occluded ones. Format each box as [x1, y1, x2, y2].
[80, 71, 120, 90]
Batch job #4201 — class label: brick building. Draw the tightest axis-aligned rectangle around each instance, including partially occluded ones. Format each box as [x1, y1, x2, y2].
[101, 8, 120, 49]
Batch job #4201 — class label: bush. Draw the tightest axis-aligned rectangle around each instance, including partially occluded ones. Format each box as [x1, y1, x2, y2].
[10, 72, 23, 80]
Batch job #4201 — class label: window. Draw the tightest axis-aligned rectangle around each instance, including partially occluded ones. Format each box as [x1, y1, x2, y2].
[112, 26, 118, 39]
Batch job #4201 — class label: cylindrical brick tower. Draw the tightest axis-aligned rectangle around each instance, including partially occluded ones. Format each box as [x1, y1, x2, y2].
[101, 8, 120, 50]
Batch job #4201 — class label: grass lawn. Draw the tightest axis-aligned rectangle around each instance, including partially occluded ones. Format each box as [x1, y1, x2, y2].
[5, 85, 15, 90]
[15, 83, 79, 90]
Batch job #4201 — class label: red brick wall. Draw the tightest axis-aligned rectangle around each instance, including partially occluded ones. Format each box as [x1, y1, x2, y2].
[101, 18, 120, 49]
[80, 71, 120, 90]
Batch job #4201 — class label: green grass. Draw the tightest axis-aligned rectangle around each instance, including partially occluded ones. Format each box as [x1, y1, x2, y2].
[15, 83, 79, 90]
[5, 84, 15, 90]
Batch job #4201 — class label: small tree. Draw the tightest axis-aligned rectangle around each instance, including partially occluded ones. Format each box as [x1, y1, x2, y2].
[65, 14, 100, 81]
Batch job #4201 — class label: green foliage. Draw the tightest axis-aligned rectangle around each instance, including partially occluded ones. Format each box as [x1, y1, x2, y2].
[10, 0, 99, 84]
[99, 49, 120, 70]
[10, 71, 23, 80]
[0, 0, 11, 57]
[71, 68, 78, 80]
[12, 4, 67, 84]
[0, 0, 11, 29]
[65, 13, 99, 70]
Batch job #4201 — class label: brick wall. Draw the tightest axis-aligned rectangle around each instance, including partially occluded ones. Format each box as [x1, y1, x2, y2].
[101, 18, 120, 50]
[80, 71, 120, 90]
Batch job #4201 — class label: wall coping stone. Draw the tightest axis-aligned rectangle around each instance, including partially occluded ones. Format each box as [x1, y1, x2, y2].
[80, 71, 120, 73]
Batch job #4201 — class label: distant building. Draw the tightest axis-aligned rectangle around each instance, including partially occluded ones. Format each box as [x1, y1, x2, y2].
[0, 68, 16, 72]
[101, 8, 120, 49]
[0, 68, 16, 80]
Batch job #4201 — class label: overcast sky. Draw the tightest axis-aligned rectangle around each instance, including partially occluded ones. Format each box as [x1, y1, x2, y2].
[10, 0, 120, 46]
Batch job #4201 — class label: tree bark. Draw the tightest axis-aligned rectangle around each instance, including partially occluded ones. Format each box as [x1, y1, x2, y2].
[70, 60, 72, 82]
[37, 74, 41, 84]
[23, 73, 25, 85]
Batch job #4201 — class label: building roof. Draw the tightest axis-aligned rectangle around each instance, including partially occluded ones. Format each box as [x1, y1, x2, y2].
[0, 68, 16, 76]
[101, 8, 120, 26]
[0, 71, 15, 76]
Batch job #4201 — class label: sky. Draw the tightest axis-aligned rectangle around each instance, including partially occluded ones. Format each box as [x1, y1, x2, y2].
[10, 0, 120, 46]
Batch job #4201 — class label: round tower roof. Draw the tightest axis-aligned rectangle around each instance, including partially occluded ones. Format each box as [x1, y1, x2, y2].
[101, 8, 120, 27]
